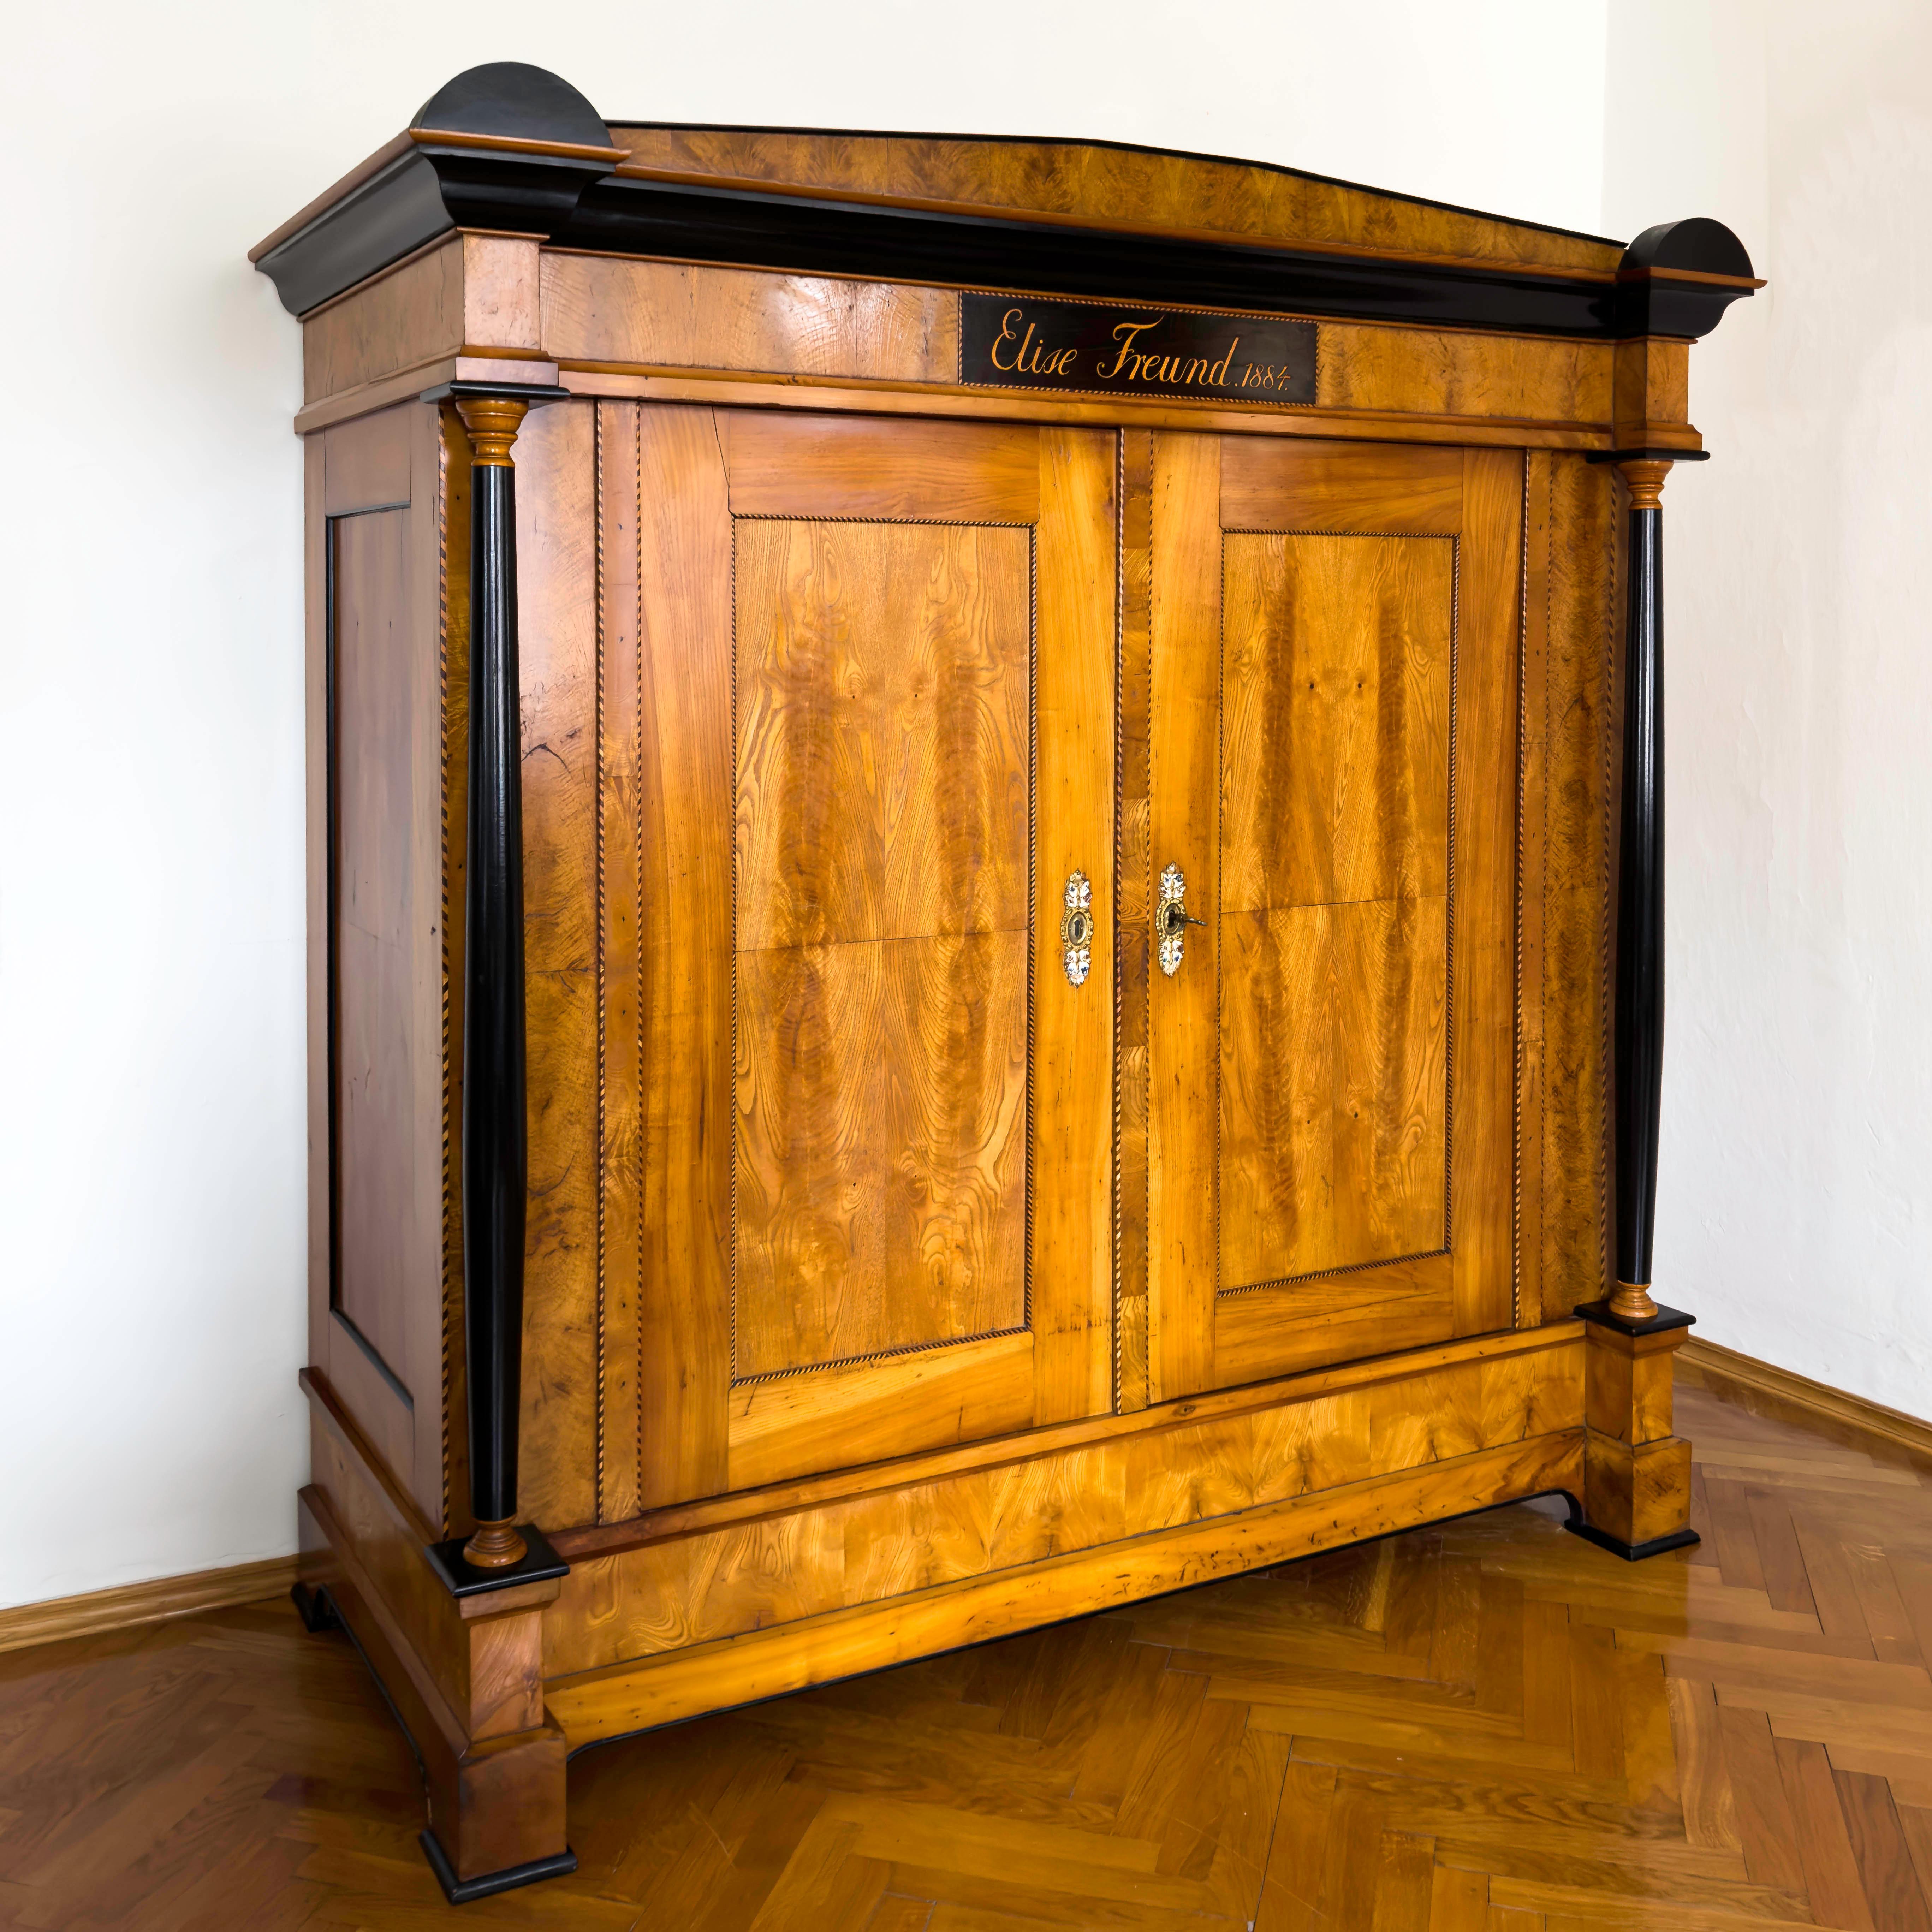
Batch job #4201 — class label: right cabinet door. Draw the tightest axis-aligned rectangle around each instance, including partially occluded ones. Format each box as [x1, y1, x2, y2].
[1147, 436, 1522, 1400]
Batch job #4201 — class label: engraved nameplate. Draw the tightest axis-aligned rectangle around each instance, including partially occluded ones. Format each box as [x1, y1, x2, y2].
[961, 294, 1316, 404]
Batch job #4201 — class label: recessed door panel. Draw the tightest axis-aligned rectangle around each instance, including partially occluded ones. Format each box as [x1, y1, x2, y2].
[733, 519, 1034, 1379]
[1148, 436, 1520, 1399]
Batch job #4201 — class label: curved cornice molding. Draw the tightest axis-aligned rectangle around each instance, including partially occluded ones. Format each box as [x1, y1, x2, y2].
[252, 64, 1763, 340]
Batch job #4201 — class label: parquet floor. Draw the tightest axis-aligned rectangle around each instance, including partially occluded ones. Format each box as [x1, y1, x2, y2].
[4, 1381, 1932, 1930]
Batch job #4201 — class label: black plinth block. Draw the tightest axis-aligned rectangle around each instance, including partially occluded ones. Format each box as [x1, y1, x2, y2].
[423, 1525, 570, 1600]
[1564, 1515, 1702, 1564]
[1573, 1300, 1697, 1338]
[289, 1580, 340, 1633]
[420, 1828, 578, 1906]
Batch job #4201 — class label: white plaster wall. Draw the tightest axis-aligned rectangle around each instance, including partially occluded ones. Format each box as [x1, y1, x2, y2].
[0, 2, 1620, 1607]
[1604, 0, 1932, 1419]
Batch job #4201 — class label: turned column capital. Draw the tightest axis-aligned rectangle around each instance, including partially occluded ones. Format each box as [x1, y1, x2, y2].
[1617, 458, 1672, 511]
[422, 378, 569, 468]
[454, 394, 530, 468]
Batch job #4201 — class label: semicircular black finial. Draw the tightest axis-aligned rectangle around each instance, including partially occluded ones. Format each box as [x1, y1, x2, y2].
[1620, 216, 1755, 280]
[412, 63, 608, 147]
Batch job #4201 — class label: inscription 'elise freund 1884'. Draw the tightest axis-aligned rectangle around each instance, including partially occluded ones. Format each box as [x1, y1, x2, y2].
[962, 295, 1316, 403]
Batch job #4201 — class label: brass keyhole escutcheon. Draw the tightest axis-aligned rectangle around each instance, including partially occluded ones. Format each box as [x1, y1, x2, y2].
[1062, 871, 1093, 987]
[1157, 863, 1203, 975]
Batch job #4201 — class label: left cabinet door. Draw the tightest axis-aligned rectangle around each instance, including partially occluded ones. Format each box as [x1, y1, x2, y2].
[598, 406, 1117, 1508]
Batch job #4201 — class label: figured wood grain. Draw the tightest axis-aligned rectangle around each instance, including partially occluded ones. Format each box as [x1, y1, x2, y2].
[1116, 428, 1153, 1415]
[547, 1339, 1582, 1681]
[1217, 526, 1453, 1295]
[1146, 433, 1223, 1405]
[631, 404, 735, 1510]
[1450, 449, 1524, 1341]
[1220, 898, 1449, 1285]
[727, 1331, 1035, 1494]
[1215, 1259, 1454, 1390]
[735, 928, 1030, 1375]
[1540, 456, 1617, 1319]
[733, 519, 1032, 1377]
[733, 520, 1031, 953]
[303, 233, 543, 403]
[304, 234, 465, 402]
[1316, 325, 1609, 429]
[606, 125, 1624, 275]
[1516, 451, 1551, 1329]
[509, 398, 601, 1530]
[1220, 533, 1453, 914]
[557, 1326, 1582, 1559]
[1220, 438, 1465, 536]
[541, 255, 957, 382]
[1030, 427, 1118, 1423]
[724, 413, 1039, 523]
[595, 403, 644, 1524]
[546, 1432, 1586, 1738]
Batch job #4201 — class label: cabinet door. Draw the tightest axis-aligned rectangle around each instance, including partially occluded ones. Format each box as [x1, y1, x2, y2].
[1146, 437, 1520, 1400]
[605, 407, 1116, 1506]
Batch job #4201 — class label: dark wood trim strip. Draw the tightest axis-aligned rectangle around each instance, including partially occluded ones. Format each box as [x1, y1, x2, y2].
[0, 1556, 301, 1657]
[1677, 1337, 1932, 1465]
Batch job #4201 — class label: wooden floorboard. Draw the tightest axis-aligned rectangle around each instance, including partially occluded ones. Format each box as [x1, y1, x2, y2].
[1, 1381, 1930, 1927]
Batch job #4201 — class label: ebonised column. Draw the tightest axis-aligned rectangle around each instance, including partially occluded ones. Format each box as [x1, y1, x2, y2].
[1611, 459, 1672, 1326]
[456, 390, 534, 1570]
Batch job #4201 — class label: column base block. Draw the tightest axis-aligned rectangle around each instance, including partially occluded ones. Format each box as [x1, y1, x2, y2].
[420, 1829, 578, 1905]
[1564, 1514, 1701, 1563]
[290, 1580, 340, 1634]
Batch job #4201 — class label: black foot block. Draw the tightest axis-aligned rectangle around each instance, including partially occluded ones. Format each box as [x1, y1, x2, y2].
[289, 1581, 340, 1633]
[1564, 1517, 1702, 1563]
[420, 1830, 578, 1905]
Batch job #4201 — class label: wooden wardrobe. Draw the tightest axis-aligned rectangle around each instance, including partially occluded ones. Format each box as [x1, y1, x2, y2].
[256, 62, 1758, 1901]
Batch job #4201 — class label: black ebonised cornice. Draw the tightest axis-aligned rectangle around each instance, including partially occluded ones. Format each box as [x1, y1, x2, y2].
[253, 62, 1760, 341]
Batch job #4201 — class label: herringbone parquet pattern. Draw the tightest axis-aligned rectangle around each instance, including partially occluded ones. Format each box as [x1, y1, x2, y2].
[2, 1381, 1930, 1929]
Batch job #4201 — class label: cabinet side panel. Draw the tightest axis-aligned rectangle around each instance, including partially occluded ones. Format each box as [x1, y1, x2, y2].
[1541, 456, 1617, 1319]
[514, 399, 601, 1530]
[305, 434, 330, 1378]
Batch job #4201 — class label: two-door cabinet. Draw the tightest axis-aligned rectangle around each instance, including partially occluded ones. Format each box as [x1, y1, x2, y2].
[255, 63, 1759, 1900]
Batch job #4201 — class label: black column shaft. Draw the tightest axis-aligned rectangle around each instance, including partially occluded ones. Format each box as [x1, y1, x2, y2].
[1614, 500, 1664, 1288]
[463, 457, 527, 1528]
